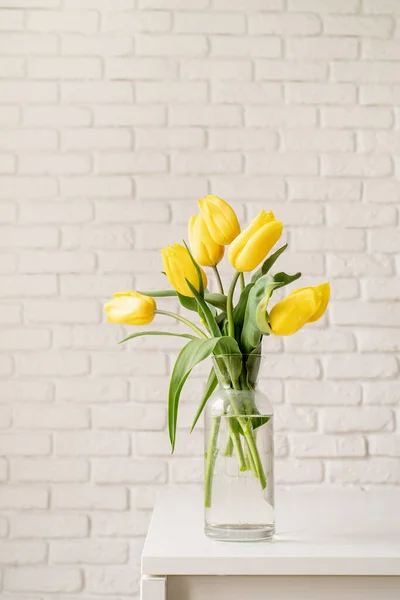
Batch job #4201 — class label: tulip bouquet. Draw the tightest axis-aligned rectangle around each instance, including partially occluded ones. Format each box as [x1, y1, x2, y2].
[104, 196, 330, 508]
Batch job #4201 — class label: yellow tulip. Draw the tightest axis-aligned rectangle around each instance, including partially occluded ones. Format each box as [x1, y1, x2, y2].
[104, 291, 156, 326]
[228, 210, 283, 272]
[198, 195, 240, 245]
[188, 214, 224, 267]
[161, 243, 207, 297]
[269, 282, 330, 336]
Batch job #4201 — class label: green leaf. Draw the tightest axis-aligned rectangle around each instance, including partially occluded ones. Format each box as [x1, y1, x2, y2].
[246, 344, 262, 388]
[183, 240, 204, 296]
[139, 290, 177, 297]
[241, 271, 302, 353]
[204, 292, 227, 312]
[251, 244, 288, 283]
[118, 330, 196, 344]
[190, 367, 218, 433]
[177, 292, 198, 313]
[233, 283, 254, 331]
[185, 279, 221, 338]
[168, 336, 241, 451]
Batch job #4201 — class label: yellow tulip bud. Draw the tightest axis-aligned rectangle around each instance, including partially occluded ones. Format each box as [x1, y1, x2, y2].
[269, 282, 330, 336]
[188, 214, 224, 267]
[228, 210, 283, 272]
[198, 195, 240, 245]
[161, 243, 207, 297]
[104, 291, 156, 326]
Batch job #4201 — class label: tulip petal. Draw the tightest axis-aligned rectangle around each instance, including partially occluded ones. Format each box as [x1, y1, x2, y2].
[230, 219, 283, 272]
[307, 282, 330, 323]
[269, 288, 319, 336]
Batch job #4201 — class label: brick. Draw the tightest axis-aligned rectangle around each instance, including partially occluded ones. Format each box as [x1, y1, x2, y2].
[363, 278, 400, 301]
[20, 154, 91, 175]
[358, 131, 400, 155]
[4, 567, 82, 592]
[0, 516, 7, 536]
[56, 432, 129, 457]
[286, 83, 356, 104]
[325, 354, 398, 379]
[0, 541, 47, 565]
[360, 84, 400, 105]
[93, 405, 166, 430]
[0, 10, 24, 30]
[57, 379, 128, 403]
[20, 202, 92, 224]
[137, 34, 207, 57]
[0, 129, 57, 151]
[28, 57, 101, 79]
[246, 106, 316, 127]
[262, 356, 321, 379]
[0, 57, 24, 77]
[62, 128, 131, 151]
[291, 435, 366, 458]
[285, 329, 355, 353]
[325, 407, 394, 433]
[0, 381, 53, 402]
[247, 152, 318, 176]
[0, 201, 17, 222]
[322, 154, 392, 177]
[24, 106, 91, 127]
[61, 176, 132, 198]
[91, 511, 151, 537]
[209, 129, 278, 151]
[136, 81, 207, 103]
[275, 407, 316, 431]
[287, 37, 358, 58]
[0, 328, 50, 350]
[249, 13, 321, 34]
[16, 352, 89, 376]
[370, 229, 400, 252]
[98, 152, 167, 174]
[369, 435, 400, 456]
[293, 228, 364, 251]
[108, 57, 177, 80]
[0, 304, 20, 323]
[175, 12, 245, 34]
[10, 458, 89, 482]
[322, 107, 393, 128]
[170, 457, 203, 483]
[66, 0, 134, 5]
[0, 176, 57, 198]
[365, 382, 400, 405]
[136, 127, 204, 150]
[214, 0, 283, 7]
[0, 487, 48, 509]
[62, 82, 132, 103]
[329, 458, 400, 484]
[53, 486, 127, 510]
[61, 33, 132, 56]
[285, 381, 361, 406]
[332, 61, 400, 83]
[328, 204, 396, 227]
[357, 327, 400, 351]
[0, 406, 11, 428]
[212, 81, 281, 104]
[363, 40, 400, 60]
[323, 15, 393, 37]
[172, 151, 241, 174]
[0, 226, 58, 249]
[210, 35, 281, 58]
[10, 514, 88, 538]
[137, 430, 202, 457]
[289, 177, 361, 201]
[27, 10, 98, 34]
[51, 540, 128, 564]
[20, 252, 96, 274]
[363, 0, 400, 12]
[86, 566, 139, 595]
[0, 0, 60, 4]
[0, 154, 15, 173]
[328, 254, 393, 277]
[256, 60, 327, 81]
[92, 458, 167, 483]
[105, 10, 171, 33]
[288, 0, 359, 11]
[0, 355, 13, 375]
[0, 32, 57, 54]
[14, 404, 89, 429]
[364, 180, 400, 203]
[92, 352, 166, 376]
[94, 105, 165, 126]
[181, 59, 251, 81]
[169, 104, 241, 126]
[276, 459, 323, 484]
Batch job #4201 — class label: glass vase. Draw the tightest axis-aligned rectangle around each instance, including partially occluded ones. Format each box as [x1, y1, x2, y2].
[204, 354, 274, 542]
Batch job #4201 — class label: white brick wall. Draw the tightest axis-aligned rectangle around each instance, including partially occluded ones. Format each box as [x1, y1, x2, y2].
[1, 0, 399, 596]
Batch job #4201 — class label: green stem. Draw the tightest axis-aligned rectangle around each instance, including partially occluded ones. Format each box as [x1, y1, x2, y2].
[212, 265, 224, 295]
[244, 437, 258, 479]
[243, 423, 267, 489]
[223, 434, 233, 457]
[155, 310, 208, 339]
[240, 272, 245, 291]
[204, 416, 221, 508]
[227, 271, 240, 339]
[227, 418, 246, 471]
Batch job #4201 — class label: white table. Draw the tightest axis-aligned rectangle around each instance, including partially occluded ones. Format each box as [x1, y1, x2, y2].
[141, 488, 400, 600]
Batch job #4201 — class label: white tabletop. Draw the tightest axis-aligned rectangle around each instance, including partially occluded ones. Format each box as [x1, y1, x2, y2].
[142, 487, 400, 576]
